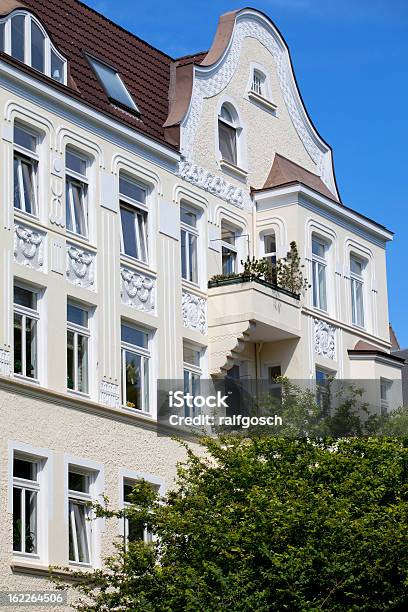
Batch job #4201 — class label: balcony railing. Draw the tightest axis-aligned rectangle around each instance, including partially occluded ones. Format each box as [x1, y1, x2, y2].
[208, 275, 300, 300]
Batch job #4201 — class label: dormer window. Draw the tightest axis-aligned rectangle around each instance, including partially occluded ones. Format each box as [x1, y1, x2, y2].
[0, 11, 67, 83]
[87, 55, 139, 113]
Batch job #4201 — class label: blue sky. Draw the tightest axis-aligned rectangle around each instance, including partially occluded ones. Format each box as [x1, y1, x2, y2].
[87, 0, 408, 347]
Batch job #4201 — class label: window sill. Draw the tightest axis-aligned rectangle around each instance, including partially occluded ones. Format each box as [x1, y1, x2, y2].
[66, 231, 96, 252]
[120, 255, 157, 277]
[248, 91, 278, 113]
[13, 374, 40, 385]
[121, 405, 152, 418]
[181, 279, 207, 297]
[219, 159, 248, 182]
[67, 389, 91, 400]
[14, 209, 41, 225]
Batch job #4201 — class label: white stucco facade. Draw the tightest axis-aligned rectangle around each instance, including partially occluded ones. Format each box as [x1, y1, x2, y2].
[0, 4, 403, 607]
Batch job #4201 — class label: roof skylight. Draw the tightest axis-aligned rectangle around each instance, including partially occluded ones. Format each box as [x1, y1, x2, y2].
[88, 56, 139, 113]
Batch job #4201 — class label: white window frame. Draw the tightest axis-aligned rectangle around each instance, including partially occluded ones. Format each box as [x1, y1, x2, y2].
[350, 254, 366, 328]
[119, 469, 165, 546]
[218, 103, 238, 167]
[221, 221, 239, 275]
[64, 455, 104, 569]
[312, 236, 328, 312]
[9, 441, 53, 564]
[380, 377, 392, 416]
[67, 301, 90, 396]
[65, 148, 89, 239]
[68, 469, 93, 566]
[13, 123, 39, 217]
[0, 11, 67, 83]
[183, 341, 202, 417]
[252, 69, 266, 96]
[13, 283, 40, 381]
[119, 173, 148, 264]
[180, 203, 200, 286]
[121, 322, 151, 414]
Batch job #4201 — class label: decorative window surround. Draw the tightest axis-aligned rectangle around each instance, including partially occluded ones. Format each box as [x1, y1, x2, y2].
[314, 318, 336, 360]
[66, 243, 95, 290]
[182, 290, 207, 335]
[14, 223, 45, 270]
[120, 267, 155, 313]
[178, 160, 251, 211]
[99, 380, 120, 408]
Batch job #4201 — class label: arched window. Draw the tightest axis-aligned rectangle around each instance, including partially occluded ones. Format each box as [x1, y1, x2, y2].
[218, 104, 238, 166]
[0, 11, 67, 83]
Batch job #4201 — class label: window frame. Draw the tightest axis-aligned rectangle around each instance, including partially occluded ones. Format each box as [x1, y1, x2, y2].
[220, 221, 239, 276]
[66, 301, 90, 395]
[312, 236, 328, 312]
[67, 466, 95, 566]
[218, 104, 238, 166]
[0, 11, 67, 83]
[119, 469, 165, 547]
[251, 69, 266, 97]
[119, 173, 149, 264]
[350, 254, 366, 328]
[183, 341, 202, 417]
[65, 148, 89, 239]
[121, 322, 151, 413]
[180, 203, 200, 286]
[13, 123, 39, 218]
[87, 54, 139, 114]
[380, 377, 392, 416]
[13, 283, 40, 381]
[12, 454, 40, 557]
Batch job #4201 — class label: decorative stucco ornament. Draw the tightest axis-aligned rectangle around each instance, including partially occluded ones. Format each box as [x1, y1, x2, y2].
[121, 267, 155, 312]
[66, 245, 95, 289]
[0, 349, 11, 377]
[14, 224, 44, 269]
[99, 380, 120, 408]
[182, 290, 207, 335]
[314, 318, 336, 360]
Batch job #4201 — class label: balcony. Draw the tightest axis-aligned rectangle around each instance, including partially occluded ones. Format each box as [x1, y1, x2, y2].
[208, 276, 301, 374]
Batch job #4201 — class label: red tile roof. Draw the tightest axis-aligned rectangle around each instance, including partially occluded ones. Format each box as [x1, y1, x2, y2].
[6, 0, 177, 148]
[259, 153, 339, 202]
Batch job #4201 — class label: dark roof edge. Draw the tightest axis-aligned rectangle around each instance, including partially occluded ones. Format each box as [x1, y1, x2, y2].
[348, 349, 406, 364]
[252, 180, 393, 236]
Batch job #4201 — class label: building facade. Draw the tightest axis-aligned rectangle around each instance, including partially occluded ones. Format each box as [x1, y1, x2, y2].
[0, 0, 403, 604]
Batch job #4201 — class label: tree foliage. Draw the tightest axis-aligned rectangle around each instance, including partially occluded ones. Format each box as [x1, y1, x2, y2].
[57, 432, 408, 611]
[276, 240, 310, 295]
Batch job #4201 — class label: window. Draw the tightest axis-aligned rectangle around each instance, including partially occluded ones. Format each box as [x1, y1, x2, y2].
[65, 149, 88, 238]
[88, 56, 139, 112]
[251, 69, 266, 96]
[13, 455, 40, 555]
[380, 378, 392, 416]
[119, 174, 148, 262]
[350, 255, 365, 328]
[180, 204, 199, 284]
[312, 237, 327, 311]
[13, 284, 39, 379]
[68, 468, 93, 564]
[67, 302, 89, 394]
[0, 12, 67, 83]
[262, 232, 277, 282]
[13, 123, 38, 216]
[267, 365, 282, 400]
[122, 479, 156, 545]
[121, 323, 150, 412]
[316, 369, 331, 412]
[221, 222, 238, 275]
[218, 104, 237, 166]
[183, 343, 202, 418]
